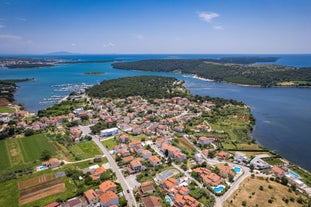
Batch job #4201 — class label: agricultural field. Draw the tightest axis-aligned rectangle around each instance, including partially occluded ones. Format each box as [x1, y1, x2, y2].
[0, 139, 12, 170]
[0, 134, 55, 172]
[18, 134, 56, 162]
[68, 141, 102, 160]
[224, 176, 309, 207]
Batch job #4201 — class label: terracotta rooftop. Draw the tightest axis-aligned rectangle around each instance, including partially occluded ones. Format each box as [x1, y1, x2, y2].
[99, 190, 118, 205]
[99, 180, 116, 193]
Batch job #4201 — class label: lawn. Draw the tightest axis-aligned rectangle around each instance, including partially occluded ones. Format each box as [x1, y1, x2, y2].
[102, 138, 118, 150]
[68, 141, 102, 160]
[0, 106, 15, 113]
[130, 134, 147, 142]
[0, 140, 11, 171]
[18, 134, 56, 162]
[224, 176, 309, 207]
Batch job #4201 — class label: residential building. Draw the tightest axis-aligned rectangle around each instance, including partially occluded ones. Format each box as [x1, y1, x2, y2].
[250, 157, 270, 170]
[142, 196, 162, 207]
[84, 189, 99, 206]
[194, 168, 223, 187]
[99, 180, 117, 193]
[198, 136, 215, 145]
[99, 191, 119, 207]
[148, 155, 162, 166]
[272, 166, 285, 177]
[130, 159, 142, 173]
[141, 150, 152, 159]
[100, 128, 118, 137]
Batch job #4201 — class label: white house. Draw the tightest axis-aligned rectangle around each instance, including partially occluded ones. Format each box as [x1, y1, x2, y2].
[100, 128, 118, 137]
[250, 157, 270, 169]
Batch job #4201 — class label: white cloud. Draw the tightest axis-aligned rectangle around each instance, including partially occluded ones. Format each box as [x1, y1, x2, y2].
[198, 11, 219, 23]
[103, 42, 115, 47]
[213, 25, 224, 30]
[71, 43, 76, 47]
[0, 24, 5, 29]
[0, 34, 22, 40]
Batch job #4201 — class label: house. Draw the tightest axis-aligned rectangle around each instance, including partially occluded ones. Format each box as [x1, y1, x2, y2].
[70, 128, 82, 142]
[120, 149, 130, 157]
[100, 128, 118, 137]
[194, 168, 223, 187]
[234, 151, 249, 163]
[142, 196, 162, 207]
[155, 137, 170, 148]
[141, 150, 152, 159]
[250, 157, 270, 170]
[90, 166, 106, 180]
[139, 182, 155, 196]
[73, 107, 84, 114]
[217, 151, 230, 160]
[99, 180, 117, 193]
[174, 125, 184, 132]
[119, 134, 129, 143]
[122, 156, 134, 164]
[130, 159, 142, 173]
[194, 153, 203, 163]
[219, 165, 235, 178]
[99, 191, 119, 207]
[272, 166, 285, 177]
[198, 136, 216, 145]
[148, 155, 162, 166]
[160, 178, 179, 192]
[114, 144, 128, 153]
[44, 202, 60, 207]
[174, 194, 200, 207]
[61, 197, 87, 207]
[161, 144, 186, 162]
[43, 158, 61, 168]
[84, 189, 99, 206]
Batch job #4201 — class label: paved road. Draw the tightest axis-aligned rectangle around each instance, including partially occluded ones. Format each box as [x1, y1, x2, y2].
[93, 136, 138, 207]
[79, 125, 138, 207]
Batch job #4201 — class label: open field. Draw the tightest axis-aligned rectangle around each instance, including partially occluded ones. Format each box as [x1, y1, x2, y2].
[0, 134, 56, 172]
[18, 134, 56, 162]
[19, 176, 65, 205]
[0, 139, 11, 170]
[68, 140, 102, 160]
[224, 176, 309, 207]
[102, 138, 118, 150]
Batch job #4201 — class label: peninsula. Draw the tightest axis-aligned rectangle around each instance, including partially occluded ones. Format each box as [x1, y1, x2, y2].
[112, 58, 311, 87]
[1, 76, 310, 207]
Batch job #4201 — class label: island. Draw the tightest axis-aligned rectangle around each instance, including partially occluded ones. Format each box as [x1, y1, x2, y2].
[112, 58, 311, 87]
[84, 71, 105, 75]
[0, 76, 310, 207]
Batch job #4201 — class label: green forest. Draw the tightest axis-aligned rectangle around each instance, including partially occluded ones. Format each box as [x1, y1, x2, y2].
[112, 58, 311, 87]
[86, 76, 188, 99]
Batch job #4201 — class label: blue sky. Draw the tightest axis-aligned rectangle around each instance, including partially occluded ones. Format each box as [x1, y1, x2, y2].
[0, 0, 310, 54]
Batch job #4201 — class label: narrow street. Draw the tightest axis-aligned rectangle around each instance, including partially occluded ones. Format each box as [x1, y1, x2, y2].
[79, 125, 138, 207]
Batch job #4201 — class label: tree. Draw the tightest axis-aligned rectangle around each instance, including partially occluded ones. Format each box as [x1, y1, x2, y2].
[281, 177, 288, 186]
[250, 164, 254, 173]
[24, 128, 35, 136]
[40, 150, 52, 161]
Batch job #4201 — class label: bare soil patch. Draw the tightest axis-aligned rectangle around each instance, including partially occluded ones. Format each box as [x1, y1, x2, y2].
[19, 175, 65, 205]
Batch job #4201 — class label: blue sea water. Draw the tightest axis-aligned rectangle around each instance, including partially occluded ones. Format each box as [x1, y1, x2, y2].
[1, 54, 311, 171]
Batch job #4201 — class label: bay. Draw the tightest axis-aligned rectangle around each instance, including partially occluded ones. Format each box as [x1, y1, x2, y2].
[0, 54, 311, 171]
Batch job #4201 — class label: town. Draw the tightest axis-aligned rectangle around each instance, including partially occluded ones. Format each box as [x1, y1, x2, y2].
[1, 81, 311, 207]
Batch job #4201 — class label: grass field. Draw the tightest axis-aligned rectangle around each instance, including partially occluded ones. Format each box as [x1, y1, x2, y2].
[18, 134, 56, 162]
[224, 176, 309, 207]
[0, 140, 11, 170]
[0, 134, 56, 172]
[68, 141, 102, 160]
[0, 106, 15, 113]
[102, 138, 118, 150]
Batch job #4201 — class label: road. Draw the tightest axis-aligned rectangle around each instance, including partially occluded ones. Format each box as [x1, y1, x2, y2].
[79, 125, 138, 207]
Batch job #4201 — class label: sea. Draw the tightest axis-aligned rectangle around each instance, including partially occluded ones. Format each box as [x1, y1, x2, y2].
[1, 54, 311, 172]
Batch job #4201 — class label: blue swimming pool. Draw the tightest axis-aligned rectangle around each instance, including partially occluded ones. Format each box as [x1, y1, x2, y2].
[289, 170, 300, 179]
[233, 166, 242, 173]
[165, 196, 173, 205]
[213, 185, 225, 193]
[37, 165, 48, 171]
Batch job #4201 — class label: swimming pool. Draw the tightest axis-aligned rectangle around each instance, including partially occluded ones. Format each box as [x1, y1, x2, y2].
[165, 196, 174, 205]
[213, 185, 225, 193]
[289, 170, 300, 179]
[233, 166, 242, 173]
[36, 165, 48, 171]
